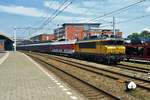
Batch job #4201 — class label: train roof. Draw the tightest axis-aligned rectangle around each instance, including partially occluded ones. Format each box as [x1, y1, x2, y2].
[18, 38, 124, 47]
[77, 38, 124, 43]
[17, 40, 76, 47]
[17, 42, 52, 47]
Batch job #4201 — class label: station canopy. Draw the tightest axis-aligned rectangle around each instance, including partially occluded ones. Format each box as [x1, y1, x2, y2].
[0, 32, 13, 50]
[0, 32, 13, 41]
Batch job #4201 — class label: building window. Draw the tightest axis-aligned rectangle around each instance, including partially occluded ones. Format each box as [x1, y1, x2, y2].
[75, 32, 78, 39]
[46, 36, 49, 40]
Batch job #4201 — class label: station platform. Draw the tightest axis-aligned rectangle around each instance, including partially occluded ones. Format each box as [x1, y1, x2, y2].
[0, 51, 86, 100]
[0, 51, 7, 58]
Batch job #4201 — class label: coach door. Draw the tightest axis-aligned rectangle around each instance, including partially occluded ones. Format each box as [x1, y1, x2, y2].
[146, 48, 150, 59]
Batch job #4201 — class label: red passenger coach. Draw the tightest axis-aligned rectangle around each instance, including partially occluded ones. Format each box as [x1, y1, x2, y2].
[50, 40, 76, 55]
[125, 42, 150, 61]
[17, 40, 76, 55]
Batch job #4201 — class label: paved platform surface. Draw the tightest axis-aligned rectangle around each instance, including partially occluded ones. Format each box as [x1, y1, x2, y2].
[0, 51, 86, 100]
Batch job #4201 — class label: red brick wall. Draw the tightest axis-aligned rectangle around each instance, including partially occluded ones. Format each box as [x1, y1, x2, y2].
[64, 25, 123, 40]
[66, 25, 84, 40]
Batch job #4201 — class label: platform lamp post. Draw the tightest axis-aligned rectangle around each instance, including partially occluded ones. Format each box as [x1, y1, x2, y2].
[57, 24, 60, 39]
[13, 26, 17, 51]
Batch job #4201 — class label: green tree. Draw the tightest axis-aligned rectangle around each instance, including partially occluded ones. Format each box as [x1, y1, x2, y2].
[127, 33, 141, 43]
[127, 33, 140, 40]
[140, 30, 150, 39]
[127, 30, 150, 43]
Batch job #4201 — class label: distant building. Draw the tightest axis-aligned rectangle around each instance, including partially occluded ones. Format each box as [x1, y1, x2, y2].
[30, 34, 56, 42]
[54, 23, 101, 40]
[54, 23, 122, 40]
[89, 28, 122, 38]
[16, 39, 33, 45]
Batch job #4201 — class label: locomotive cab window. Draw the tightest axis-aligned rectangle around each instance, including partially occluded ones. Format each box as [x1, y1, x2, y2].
[78, 42, 96, 48]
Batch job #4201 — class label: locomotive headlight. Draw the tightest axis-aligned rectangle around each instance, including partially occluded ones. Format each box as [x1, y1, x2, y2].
[106, 46, 116, 49]
[106, 46, 116, 54]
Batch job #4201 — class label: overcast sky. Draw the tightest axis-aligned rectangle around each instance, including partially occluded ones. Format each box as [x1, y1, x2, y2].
[0, 0, 150, 39]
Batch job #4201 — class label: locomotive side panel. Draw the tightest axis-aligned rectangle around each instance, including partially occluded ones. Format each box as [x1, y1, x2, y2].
[76, 41, 98, 54]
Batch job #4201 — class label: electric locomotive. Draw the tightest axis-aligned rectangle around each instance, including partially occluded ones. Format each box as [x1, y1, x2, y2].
[75, 38, 125, 64]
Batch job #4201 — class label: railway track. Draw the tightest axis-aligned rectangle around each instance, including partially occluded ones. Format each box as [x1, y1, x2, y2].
[116, 63, 150, 74]
[27, 53, 121, 100]
[124, 59, 150, 65]
[31, 56, 114, 100]
[120, 62, 150, 71]
[25, 52, 150, 100]
[36, 53, 150, 88]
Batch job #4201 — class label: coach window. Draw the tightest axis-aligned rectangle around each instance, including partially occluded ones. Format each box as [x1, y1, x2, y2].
[147, 48, 150, 56]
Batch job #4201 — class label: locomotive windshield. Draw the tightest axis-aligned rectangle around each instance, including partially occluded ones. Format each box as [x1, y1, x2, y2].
[102, 40, 124, 45]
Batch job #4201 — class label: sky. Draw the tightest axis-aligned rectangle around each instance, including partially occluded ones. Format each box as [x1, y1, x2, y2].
[0, 0, 150, 39]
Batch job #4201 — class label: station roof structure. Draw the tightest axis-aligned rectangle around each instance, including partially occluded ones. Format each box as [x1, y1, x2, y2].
[0, 32, 13, 42]
[0, 32, 13, 50]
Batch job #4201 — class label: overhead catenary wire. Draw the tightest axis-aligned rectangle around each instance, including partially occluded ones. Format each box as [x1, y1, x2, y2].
[117, 14, 150, 24]
[16, 0, 148, 39]
[41, 1, 72, 27]
[39, 0, 71, 28]
[32, 0, 54, 27]
[87, 0, 146, 22]
[14, 27, 53, 39]
[33, 2, 72, 34]
[16, 0, 62, 37]
[32, 0, 72, 35]
[100, 14, 150, 30]
[99, 24, 113, 28]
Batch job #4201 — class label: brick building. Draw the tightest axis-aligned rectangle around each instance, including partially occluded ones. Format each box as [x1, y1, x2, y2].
[89, 28, 122, 38]
[30, 34, 56, 42]
[54, 23, 101, 40]
[54, 23, 123, 40]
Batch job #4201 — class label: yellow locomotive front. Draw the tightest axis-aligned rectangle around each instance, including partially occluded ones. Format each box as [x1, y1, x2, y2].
[75, 39, 125, 64]
[102, 40, 125, 54]
[101, 39, 125, 63]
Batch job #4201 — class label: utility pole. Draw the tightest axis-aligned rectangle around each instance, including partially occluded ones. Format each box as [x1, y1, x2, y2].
[28, 28, 32, 39]
[57, 24, 60, 39]
[113, 16, 116, 37]
[13, 26, 17, 51]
